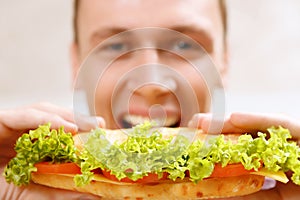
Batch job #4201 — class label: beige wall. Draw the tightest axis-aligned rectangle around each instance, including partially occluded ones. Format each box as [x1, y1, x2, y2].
[226, 0, 300, 117]
[0, 0, 73, 107]
[0, 0, 300, 116]
[227, 0, 300, 93]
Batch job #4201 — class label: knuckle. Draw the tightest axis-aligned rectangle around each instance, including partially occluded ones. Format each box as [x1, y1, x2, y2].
[37, 101, 52, 107]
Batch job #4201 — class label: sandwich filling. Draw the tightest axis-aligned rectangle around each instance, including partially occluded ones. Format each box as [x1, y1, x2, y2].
[3, 122, 300, 188]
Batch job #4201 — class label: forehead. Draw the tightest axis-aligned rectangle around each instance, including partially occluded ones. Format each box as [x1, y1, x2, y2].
[79, 0, 220, 25]
[77, 0, 222, 38]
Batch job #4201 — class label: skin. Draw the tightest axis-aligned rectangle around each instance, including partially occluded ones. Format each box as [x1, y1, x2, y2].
[189, 112, 300, 137]
[71, 0, 227, 129]
[0, 103, 103, 199]
[0, 0, 300, 199]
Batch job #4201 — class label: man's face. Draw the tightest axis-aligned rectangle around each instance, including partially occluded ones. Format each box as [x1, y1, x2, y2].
[72, 0, 227, 129]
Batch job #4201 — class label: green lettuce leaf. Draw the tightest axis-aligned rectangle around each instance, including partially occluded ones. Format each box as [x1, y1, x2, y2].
[76, 125, 300, 186]
[75, 122, 191, 185]
[4, 122, 300, 187]
[3, 123, 78, 186]
[186, 126, 300, 183]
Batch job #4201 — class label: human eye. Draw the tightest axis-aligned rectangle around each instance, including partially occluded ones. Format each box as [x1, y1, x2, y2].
[174, 40, 193, 50]
[169, 38, 201, 53]
[95, 39, 131, 59]
[105, 42, 127, 52]
[167, 38, 205, 60]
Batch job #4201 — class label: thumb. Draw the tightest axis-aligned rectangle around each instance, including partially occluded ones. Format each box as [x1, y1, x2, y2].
[96, 116, 106, 128]
[74, 114, 106, 132]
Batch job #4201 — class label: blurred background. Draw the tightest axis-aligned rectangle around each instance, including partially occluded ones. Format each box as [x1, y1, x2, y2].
[0, 0, 300, 117]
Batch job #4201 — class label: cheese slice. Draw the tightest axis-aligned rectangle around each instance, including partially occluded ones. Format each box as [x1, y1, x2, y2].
[61, 173, 132, 185]
[251, 168, 289, 183]
[60, 173, 189, 185]
[60, 168, 289, 185]
[91, 174, 189, 185]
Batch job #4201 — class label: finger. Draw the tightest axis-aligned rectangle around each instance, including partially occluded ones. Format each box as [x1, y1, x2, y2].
[97, 116, 106, 128]
[230, 112, 300, 139]
[74, 114, 106, 132]
[188, 113, 228, 134]
[187, 113, 209, 128]
[0, 108, 78, 134]
[1, 146, 16, 162]
[28, 102, 75, 123]
[230, 112, 284, 131]
[188, 113, 245, 134]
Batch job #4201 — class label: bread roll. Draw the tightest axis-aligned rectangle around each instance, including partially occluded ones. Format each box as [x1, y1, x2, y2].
[31, 173, 264, 199]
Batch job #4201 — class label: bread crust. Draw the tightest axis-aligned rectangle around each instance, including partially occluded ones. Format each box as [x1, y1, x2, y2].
[34, 128, 262, 199]
[31, 173, 264, 200]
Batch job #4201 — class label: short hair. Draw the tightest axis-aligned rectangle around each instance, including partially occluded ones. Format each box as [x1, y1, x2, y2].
[73, 0, 227, 43]
[73, 0, 80, 43]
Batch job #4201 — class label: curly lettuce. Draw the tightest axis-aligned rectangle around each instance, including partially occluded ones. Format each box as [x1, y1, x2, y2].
[185, 126, 300, 184]
[76, 125, 300, 186]
[3, 123, 78, 186]
[75, 122, 190, 186]
[3, 122, 300, 187]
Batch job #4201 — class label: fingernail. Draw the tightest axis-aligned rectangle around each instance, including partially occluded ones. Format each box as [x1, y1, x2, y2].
[188, 114, 199, 128]
[66, 122, 78, 134]
[96, 117, 106, 128]
[188, 113, 211, 128]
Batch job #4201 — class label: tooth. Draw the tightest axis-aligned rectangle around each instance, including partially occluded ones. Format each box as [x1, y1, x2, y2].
[123, 114, 178, 127]
[124, 115, 150, 126]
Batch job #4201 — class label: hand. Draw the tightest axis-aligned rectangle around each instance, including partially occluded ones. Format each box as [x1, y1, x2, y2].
[0, 102, 105, 200]
[188, 112, 300, 199]
[188, 112, 300, 139]
[0, 102, 105, 165]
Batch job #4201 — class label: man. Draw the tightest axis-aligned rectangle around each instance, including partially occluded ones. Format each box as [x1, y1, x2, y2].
[1, 0, 300, 199]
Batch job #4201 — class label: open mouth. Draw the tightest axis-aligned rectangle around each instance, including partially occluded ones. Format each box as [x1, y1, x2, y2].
[120, 114, 181, 128]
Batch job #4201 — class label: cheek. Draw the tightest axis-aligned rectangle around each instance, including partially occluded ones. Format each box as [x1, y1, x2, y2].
[193, 78, 211, 112]
[95, 74, 114, 107]
[180, 67, 211, 112]
[94, 68, 119, 125]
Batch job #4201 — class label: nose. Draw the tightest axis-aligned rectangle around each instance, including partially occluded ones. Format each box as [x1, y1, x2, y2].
[133, 83, 171, 104]
[125, 65, 177, 104]
[126, 60, 177, 86]
[124, 49, 178, 104]
[134, 48, 160, 64]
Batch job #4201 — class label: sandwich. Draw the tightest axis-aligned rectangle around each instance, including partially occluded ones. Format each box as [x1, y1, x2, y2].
[3, 122, 300, 199]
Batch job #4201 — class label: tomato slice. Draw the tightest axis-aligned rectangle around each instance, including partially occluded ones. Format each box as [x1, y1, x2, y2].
[136, 172, 168, 183]
[210, 163, 255, 178]
[102, 170, 168, 183]
[34, 162, 81, 174]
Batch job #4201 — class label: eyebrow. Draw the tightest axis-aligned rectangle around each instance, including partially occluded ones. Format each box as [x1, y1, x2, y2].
[171, 25, 211, 36]
[91, 25, 212, 39]
[89, 25, 214, 52]
[170, 25, 214, 52]
[89, 27, 127, 47]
